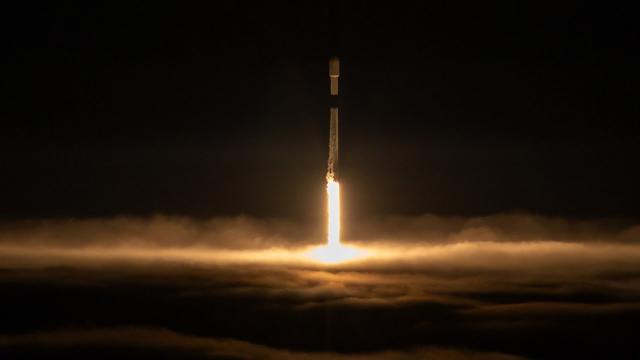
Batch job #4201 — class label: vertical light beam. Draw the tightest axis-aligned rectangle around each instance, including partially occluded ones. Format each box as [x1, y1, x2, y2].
[327, 179, 341, 247]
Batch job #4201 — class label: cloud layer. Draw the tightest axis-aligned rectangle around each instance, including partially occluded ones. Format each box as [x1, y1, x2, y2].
[0, 327, 525, 360]
[0, 214, 639, 359]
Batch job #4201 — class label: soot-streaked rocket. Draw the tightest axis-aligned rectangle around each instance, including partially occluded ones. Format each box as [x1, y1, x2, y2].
[327, 57, 340, 181]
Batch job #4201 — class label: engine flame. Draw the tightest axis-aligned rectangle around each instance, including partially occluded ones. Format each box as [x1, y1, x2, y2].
[327, 178, 341, 247]
[305, 177, 367, 264]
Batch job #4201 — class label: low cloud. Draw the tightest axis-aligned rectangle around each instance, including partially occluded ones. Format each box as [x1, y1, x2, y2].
[0, 214, 639, 358]
[0, 213, 637, 250]
[0, 326, 526, 360]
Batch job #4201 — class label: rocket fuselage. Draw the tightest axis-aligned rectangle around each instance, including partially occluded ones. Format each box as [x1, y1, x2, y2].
[328, 57, 340, 181]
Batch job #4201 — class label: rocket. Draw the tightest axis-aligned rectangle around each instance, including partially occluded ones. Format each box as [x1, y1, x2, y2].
[327, 57, 340, 181]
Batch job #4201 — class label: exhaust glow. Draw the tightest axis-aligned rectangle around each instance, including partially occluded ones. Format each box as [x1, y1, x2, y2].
[306, 177, 367, 264]
[327, 178, 341, 247]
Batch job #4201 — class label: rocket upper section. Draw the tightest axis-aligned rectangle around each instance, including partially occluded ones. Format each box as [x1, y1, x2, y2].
[329, 57, 340, 95]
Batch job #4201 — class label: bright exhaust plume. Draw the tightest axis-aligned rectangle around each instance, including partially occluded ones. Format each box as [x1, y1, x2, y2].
[327, 178, 341, 247]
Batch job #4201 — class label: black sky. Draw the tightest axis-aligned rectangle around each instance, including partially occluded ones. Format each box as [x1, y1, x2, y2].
[2, 2, 640, 219]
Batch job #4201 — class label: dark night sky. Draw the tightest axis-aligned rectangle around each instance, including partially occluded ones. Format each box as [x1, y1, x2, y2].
[2, 2, 640, 220]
